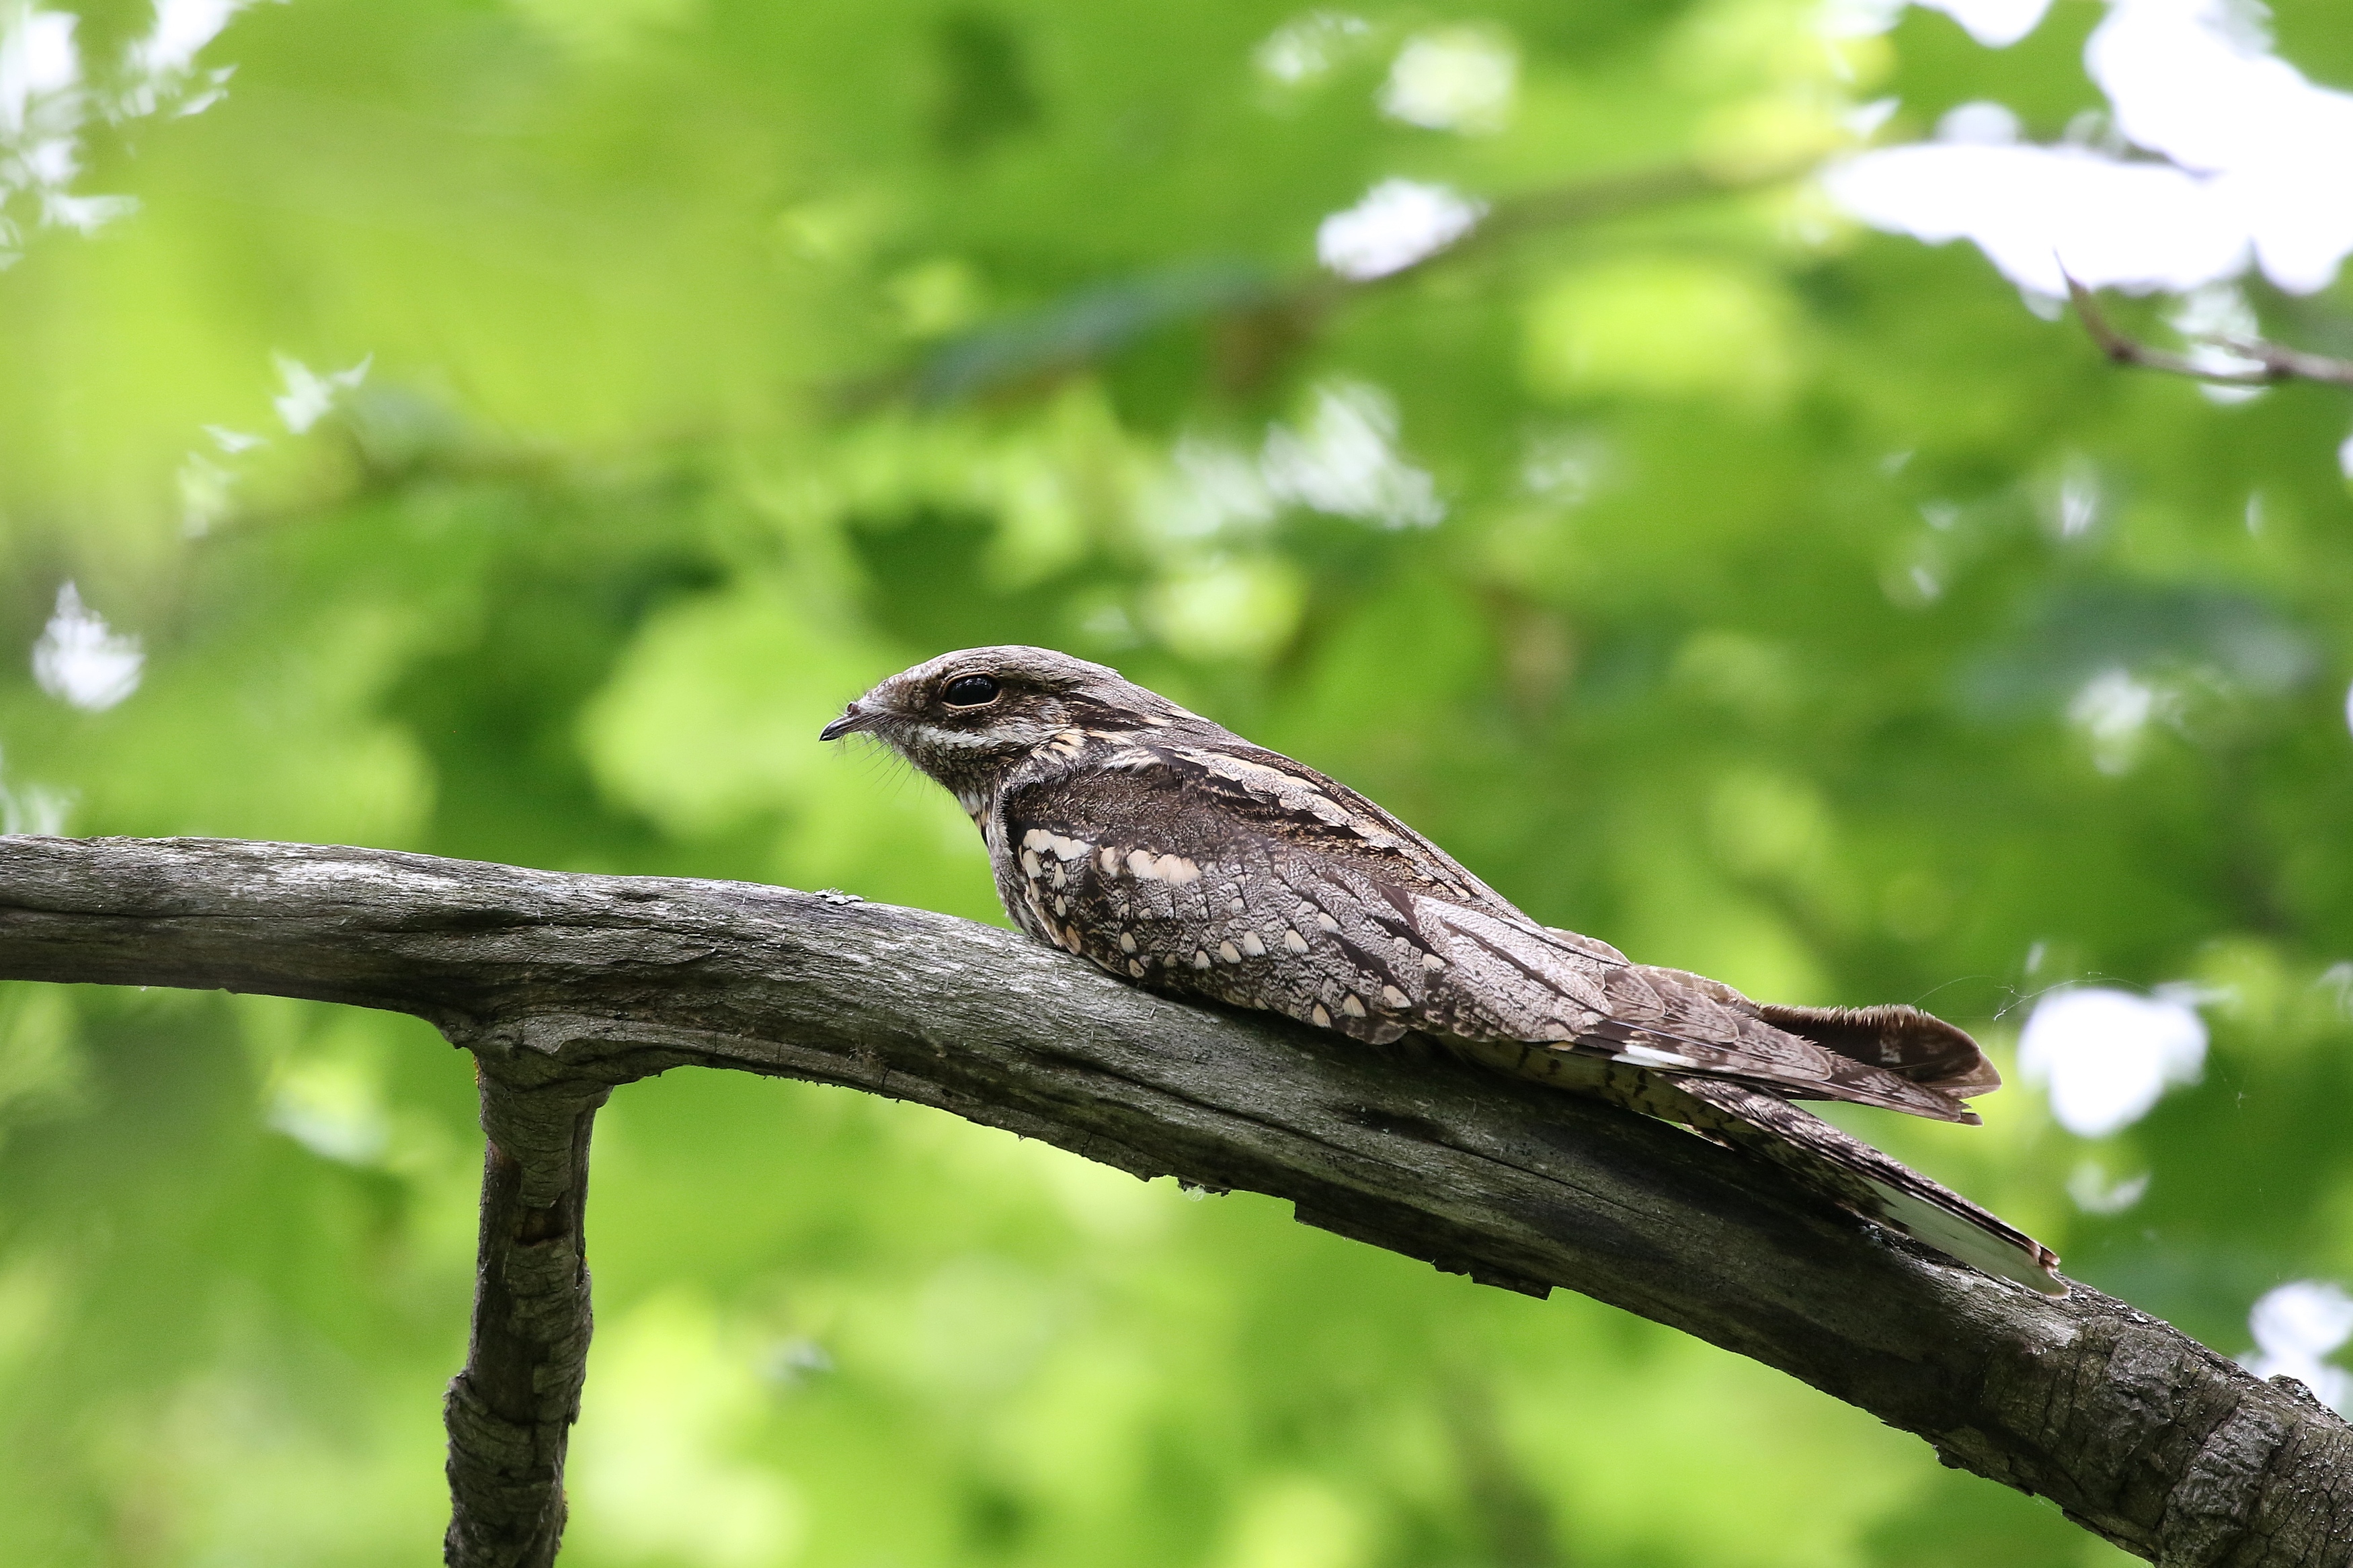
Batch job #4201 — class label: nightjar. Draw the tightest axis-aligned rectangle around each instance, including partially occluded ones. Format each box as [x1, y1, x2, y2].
[822, 645, 2062, 1294]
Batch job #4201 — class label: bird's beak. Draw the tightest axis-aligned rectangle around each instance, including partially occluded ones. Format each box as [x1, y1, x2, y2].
[818, 702, 874, 743]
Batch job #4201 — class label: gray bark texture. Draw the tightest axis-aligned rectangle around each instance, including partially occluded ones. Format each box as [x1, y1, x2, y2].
[0, 835, 2345, 1568]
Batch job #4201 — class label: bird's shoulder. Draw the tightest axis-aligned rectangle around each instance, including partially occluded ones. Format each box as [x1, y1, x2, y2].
[998, 723, 1511, 912]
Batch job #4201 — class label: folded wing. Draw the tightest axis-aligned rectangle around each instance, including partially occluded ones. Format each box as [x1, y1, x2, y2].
[1000, 743, 1993, 1121]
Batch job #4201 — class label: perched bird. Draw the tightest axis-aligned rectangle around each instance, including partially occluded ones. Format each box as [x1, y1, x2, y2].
[822, 645, 2063, 1294]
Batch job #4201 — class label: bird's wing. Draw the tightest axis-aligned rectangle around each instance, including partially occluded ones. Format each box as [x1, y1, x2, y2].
[999, 745, 1979, 1123]
[1664, 1075, 2061, 1293]
[1437, 1035, 2059, 1289]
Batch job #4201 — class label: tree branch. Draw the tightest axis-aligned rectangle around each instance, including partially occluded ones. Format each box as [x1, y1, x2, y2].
[443, 1063, 608, 1567]
[0, 835, 2347, 1567]
[896, 159, 1784, 407]
[2067, 275, 2353, 390]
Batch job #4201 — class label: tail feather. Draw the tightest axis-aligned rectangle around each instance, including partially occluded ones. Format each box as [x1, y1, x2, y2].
[1616, 964, 1999, 1108]
[1756, 1001, 2001, 1098]
[1569, 963, 1981, 1124]
[1666, 1075, 2065, 1295]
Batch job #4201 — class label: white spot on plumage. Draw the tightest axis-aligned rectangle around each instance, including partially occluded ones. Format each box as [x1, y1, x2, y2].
[1617, 1043, 1698, 1069]
[1314, 911, 1339, 932]
[1023, 828, 1093, 861]
[1341, 994, 1367, 1018]
[1193, 751, 1301, 792]
[1119, 932, 1137, 954]
[1381, 985, 1409, 1008]
[1191, 950, 1211, 970]
[1282, 929, 1309, 954]
[1218, 941, 1241, 964]
[1311, 1003, 1331, 1028]
[1129, 958, 1146, 977]
[1021, 850, 1042, 877]
[1125, 849, 1201, 884]
[1240, 932, 1265, 957]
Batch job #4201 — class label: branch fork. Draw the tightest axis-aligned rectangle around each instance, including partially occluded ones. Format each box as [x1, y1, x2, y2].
[0, 836, 2344, 1567]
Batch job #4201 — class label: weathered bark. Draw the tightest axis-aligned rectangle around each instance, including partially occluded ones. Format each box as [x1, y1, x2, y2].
[442, 1062, 608, 1567]
[0, 835, 2344, 1568]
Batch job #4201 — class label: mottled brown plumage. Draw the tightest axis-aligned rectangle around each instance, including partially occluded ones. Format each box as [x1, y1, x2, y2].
[822, 645, 2063, 1293]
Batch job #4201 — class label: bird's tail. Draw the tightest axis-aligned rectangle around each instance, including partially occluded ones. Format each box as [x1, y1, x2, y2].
[1624, 963, 2001, 1102]
[1663, 1074, 2065, 1294]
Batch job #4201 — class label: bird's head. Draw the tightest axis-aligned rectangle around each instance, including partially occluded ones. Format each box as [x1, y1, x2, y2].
[820, 645, 1190, 796]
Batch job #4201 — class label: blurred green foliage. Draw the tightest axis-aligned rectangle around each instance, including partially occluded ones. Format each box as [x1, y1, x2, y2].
[2, 0, 2351, 1562]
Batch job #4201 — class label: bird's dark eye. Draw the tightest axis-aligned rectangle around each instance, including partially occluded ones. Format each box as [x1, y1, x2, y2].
[941, 674, 1001, 708]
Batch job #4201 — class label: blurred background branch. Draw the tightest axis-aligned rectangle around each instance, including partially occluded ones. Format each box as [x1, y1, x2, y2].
[2067, 276, 2353, 390]
[889, 159, 1773, 409]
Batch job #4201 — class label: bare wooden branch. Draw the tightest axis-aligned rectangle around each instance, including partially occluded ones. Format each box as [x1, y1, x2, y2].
[2067, 274, 2353, 390]
[442, 1063, 610, 1568]
[1, 835, 2348, 1568]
